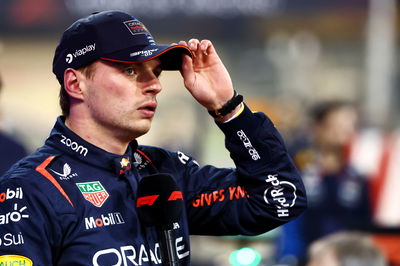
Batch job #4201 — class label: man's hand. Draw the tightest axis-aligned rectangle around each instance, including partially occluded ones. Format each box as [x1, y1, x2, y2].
[177, 39, 235, 111]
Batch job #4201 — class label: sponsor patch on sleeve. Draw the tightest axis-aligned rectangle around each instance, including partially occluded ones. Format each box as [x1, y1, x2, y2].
[263, 174, 297, 218]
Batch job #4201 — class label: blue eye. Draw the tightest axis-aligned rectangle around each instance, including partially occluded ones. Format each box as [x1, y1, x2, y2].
[124, 68, 136, 76]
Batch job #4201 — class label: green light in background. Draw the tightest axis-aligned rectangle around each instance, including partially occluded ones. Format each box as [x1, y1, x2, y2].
[229, 247, 262, 266]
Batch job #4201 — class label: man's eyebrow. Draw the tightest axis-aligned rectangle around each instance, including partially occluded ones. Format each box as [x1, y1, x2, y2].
[100, 60, 134, 69]
[100, 59, 162, 69]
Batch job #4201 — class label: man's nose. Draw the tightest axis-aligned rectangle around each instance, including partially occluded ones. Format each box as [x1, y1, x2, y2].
[144, 82, 162, 95]
[139, 71, 162, 95]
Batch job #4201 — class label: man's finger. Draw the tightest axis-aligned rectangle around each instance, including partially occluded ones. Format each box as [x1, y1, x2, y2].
[188, 39, 200, 51]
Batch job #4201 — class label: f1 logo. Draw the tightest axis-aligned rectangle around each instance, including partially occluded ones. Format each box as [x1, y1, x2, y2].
[136, 191, 183, 207]
[136, 195, 159, 207]
[168, 191, 183, 201]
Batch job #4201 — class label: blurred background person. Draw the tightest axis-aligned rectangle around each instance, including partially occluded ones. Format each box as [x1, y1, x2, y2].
[307, 231, 387, 266]
[276, 100, 373, 266]
[0, 72, 28, 176]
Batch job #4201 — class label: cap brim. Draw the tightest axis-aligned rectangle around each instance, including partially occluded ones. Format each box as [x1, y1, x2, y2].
[99, 44, 192, 70]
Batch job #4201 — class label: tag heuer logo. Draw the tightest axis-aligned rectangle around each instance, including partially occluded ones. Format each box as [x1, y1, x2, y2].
[76, 181, 109, 207]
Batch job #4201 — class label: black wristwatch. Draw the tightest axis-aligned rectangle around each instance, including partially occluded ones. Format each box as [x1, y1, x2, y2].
[208, 91, 243, 118]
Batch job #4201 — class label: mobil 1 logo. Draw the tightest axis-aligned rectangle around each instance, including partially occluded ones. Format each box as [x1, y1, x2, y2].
[0, 187, 23, 203]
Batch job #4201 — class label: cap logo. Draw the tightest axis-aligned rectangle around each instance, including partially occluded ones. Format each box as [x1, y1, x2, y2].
[123, 20, 149, 36]
[66, 54, 73, 63]
[130, 48, 159, 58]
[66, 43, 96, 64]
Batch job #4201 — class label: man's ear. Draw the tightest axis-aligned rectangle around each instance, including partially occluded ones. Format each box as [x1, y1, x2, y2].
[63, 68, 85, 100]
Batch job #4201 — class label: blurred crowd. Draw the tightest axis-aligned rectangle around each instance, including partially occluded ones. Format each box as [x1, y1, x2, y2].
[274, 99, 400, 266]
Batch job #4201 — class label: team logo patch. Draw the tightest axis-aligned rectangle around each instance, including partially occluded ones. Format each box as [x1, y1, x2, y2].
[0, 255, 32, 266]
[119, 157, 132, 175]
[123, 20, 149, 36]
[120, 158, 130, 168]
[76, 181, 109, 207]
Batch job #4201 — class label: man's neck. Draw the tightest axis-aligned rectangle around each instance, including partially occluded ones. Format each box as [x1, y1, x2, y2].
[64, 116, 131, 155]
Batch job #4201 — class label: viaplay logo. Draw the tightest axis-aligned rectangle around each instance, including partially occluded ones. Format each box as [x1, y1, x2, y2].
[66, 43, 96, 64]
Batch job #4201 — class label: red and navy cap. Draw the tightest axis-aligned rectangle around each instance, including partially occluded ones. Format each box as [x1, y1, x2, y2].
[52, 10, 191, 84]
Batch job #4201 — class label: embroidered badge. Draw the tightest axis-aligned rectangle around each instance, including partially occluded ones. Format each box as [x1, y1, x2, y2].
[76, 181, 109, 207]
[123, 20, 149, 36]
[120, 157, 130, 168]
[119, 157, 132, 175]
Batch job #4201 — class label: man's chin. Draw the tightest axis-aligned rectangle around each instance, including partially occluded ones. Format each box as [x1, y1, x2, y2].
[129, 124, 151, 140]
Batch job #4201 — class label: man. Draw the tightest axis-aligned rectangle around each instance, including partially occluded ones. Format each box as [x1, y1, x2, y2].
[277, 101, 372, 265]
[0, 10, 306, 265]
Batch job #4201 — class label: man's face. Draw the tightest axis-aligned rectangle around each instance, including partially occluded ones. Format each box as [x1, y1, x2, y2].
[315, 106, 358, 148]
[80, 58, 162, 141]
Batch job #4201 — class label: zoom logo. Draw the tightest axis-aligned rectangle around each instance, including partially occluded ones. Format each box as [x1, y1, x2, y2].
[60, 135, 88, 157]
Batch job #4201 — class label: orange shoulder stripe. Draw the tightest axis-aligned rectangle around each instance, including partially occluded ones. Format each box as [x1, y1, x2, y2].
[35, 156, 74, 208]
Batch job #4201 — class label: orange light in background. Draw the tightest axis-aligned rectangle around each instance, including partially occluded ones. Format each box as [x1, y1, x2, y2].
[8, 0, 62, 27]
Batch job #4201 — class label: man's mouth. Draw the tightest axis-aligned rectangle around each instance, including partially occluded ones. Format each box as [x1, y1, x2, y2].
[138, 102, 157, 117]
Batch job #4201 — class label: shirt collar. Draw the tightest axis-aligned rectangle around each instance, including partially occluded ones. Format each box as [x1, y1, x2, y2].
[45, 116, 138, 175]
